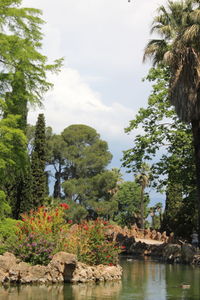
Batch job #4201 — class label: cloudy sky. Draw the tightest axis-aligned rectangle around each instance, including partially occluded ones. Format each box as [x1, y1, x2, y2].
[25, 0, 166, 184]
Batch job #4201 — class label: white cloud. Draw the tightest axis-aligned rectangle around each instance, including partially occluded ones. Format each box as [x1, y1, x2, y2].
[25, 0, 165, 173]
[28, 67, 135, 143]
[24, 0, 166, 71]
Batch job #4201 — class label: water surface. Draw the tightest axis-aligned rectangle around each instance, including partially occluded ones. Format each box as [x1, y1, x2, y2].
[0, 258, 199, 300]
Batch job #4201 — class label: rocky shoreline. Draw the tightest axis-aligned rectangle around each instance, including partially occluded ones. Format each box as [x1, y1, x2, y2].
[116, 234, 200, 266]
[0, 227, 199, 286]
[0, 252, 122, 285]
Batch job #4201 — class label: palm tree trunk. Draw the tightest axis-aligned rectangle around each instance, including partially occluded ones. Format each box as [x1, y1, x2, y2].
[191, 120, 200, 246]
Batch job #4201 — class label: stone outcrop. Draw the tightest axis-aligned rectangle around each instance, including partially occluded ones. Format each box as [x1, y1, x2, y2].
[106, 225, 169, 243]
[0, 252, 122, 285]
[121, 240, 199, 265]
[192, 254, 200, 266]
[72, 262, 122, 283]
[162, 244, 182, 263]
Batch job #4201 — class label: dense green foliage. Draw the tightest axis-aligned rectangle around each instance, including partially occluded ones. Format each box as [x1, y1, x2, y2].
[113, 181, 149, 227]
[46, 124, 119, 219]
[144, 0, 200, 241]
[122, 67, 197, 237]
[0, 218, 23, 254]
[31, 114, 46, 207]
[2, 206, 120, 266]
[0, 0, 62, 216]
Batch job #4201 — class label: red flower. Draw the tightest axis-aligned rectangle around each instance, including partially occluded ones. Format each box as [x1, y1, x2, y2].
[47, 216, 52, 222]
[59, 203, 69, 210]
[83, 225, 89, 230]
[68, 220, 73, 224]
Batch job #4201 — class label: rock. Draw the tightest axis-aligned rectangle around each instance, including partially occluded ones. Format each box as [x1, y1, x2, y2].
[9, 262, 30, 283]
[155, 232, 162, 241]
[72, 262, 122, 283]
[115, 233, 135, 253]
[181, 244, 195, 264]
[151, 230, 157, 240]
[162, 244, 181, 263]
[192, 254, 200, 266]
[0, 269, 7, 283]
[144, 229, 151, 239]
[0, 252, 17, 272]
[0, 252, 122, 285]
[48, 252, 77, 282]
[161, 231, 168, 243]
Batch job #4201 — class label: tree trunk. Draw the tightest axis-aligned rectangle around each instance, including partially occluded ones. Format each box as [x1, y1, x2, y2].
[140, 186, 144, 230]
[53, 163, 62, 199]
[191, 120, 200, 246]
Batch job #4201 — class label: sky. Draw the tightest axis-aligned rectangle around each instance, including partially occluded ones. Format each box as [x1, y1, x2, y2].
[25, 0, 166, 203]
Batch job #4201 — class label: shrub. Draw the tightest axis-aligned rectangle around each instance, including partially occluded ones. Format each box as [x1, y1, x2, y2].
[64, 219, 120, 265]
[5, 205, 121, 267]
[0, 218, 22, 254]
[9, 204, 70, 265]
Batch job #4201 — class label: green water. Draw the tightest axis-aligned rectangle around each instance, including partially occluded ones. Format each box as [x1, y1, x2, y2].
[0, 258, 199, 300]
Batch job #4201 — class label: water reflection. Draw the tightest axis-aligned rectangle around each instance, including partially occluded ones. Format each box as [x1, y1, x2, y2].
[0, 259, 199, 300]
[0, 285, 64, 300]
[70, 281, 122, 300]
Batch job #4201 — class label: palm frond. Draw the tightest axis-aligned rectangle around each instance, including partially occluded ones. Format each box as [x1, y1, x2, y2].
[170, 47, 200, 121]
[143, 39, 168, 66]
[182, 24, 200, 43]
[190, 9, 200, 23]
[151, 24, 173, 39]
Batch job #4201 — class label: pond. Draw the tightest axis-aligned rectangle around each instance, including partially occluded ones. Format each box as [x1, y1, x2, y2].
[0, 258, 199, 300]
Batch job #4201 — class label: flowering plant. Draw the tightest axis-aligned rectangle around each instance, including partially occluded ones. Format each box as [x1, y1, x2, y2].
[64, 219, 121, 265]
[10, 204, 70, 265]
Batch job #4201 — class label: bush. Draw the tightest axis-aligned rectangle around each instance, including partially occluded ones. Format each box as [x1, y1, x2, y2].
[9, 204, 70, 265]
[63, 201, 88, 224]
[65, 219, 120, 265]
[0, 218, 22, 254]
[5, 205, 121, 266]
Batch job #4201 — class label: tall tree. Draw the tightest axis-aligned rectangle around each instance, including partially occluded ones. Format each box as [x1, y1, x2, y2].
[47, 134, 67, 199]
[0, 112, 27, 218]
[122, 67, 197, 237]
[58, 124, 119, 217]
[113, 181, 149, 227]
[31, 114, 46, 207]
[0, 1, 62, 216]
[143, 0, 200, 242]
[135, 163, 150, 229]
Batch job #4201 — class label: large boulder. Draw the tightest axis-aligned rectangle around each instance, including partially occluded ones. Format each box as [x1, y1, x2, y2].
[48, 252, 77, 282]
[72, 262, 122, 283]
[115, 233, 135, 253]
[162, 244, 181, 263]
[181, 244, 196, 264]
[0, 252, 17, 272]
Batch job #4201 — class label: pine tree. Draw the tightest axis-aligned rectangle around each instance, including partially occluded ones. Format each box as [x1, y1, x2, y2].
[31, 114, 46, 207]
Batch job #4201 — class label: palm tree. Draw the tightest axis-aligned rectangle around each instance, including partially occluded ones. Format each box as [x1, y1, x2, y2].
[155, 202, 163, 227]
[135, 163, 150, 229]
[144, 0, 200, 245]
[149, 207, 156, 229]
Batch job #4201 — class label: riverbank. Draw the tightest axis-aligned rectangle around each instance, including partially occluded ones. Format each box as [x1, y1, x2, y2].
[0, 252, 122, 285]
[0, 258, 200, 299]
[120, 238, 200, 266]
[106, 226, 200, 266]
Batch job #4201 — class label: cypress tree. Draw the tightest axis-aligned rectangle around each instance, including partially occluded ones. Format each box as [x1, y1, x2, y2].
[31, 114, 46, 207]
